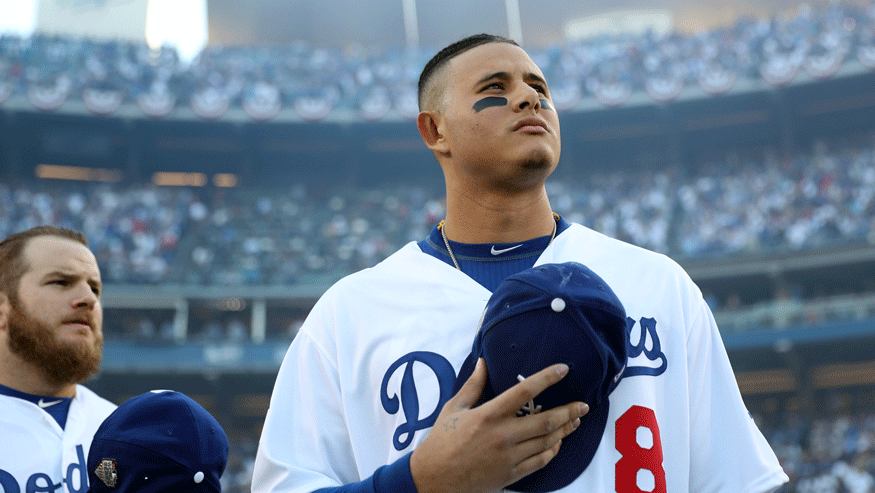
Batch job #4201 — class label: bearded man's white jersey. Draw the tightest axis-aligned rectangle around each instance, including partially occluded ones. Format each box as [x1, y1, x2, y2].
[0, 385, 116, 493]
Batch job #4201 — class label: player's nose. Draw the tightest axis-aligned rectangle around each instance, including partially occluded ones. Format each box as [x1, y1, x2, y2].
[512, 83, 541, 112]
[71, 282, 99, 309]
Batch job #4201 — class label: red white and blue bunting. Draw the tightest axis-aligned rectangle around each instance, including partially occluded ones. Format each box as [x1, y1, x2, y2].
[550, 83, 582, 112]
[191, 87, 230, 120]
[27, 78, 70, 111]
[803, 47, 846, 80]
[9, 45, 875, 121]
[294, 97, 333, 122]
[759, 54, 802, 87]
[359, 89, 392, 121]
[394, 87, 420, 120]
[698, 65, 737, 95]
[243, 82, 282, 122]
[137, 87, 176, 118]
[645, 75, 684, 103]
[588, 77, 632, 108]
[82, 87, 124, 116]
[858, 44, 875, 70]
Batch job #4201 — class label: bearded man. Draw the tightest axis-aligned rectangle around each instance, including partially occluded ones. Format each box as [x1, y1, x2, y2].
[0, 225, 116, 493]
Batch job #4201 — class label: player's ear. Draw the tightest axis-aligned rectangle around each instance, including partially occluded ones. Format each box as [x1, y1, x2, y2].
[417, 111, 450, 155]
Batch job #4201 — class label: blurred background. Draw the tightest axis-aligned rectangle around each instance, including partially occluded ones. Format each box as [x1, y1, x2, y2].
[2, 0, 875, 491]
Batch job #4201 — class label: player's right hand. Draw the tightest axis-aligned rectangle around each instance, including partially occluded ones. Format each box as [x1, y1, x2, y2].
[409, 358, 588, 493]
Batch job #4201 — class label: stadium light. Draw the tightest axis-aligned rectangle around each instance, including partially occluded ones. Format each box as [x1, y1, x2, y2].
[145, 0, 207, 64]
[213, 173, 239, 188]
[735, 369, 797, 394]
[812, 361, 875, 388]
[0, 0, 37, 37]
[402, 0, 419, 50]
[152, 171, 207, 187]
[505, 0, 523, 45]
[36, 164, 123, 182]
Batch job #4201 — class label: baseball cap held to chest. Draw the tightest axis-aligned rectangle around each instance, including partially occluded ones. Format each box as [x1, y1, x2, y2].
[452, 262, 628, 492]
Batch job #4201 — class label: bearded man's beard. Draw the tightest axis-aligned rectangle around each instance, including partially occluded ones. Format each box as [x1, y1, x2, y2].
[6, 296, 103, 386]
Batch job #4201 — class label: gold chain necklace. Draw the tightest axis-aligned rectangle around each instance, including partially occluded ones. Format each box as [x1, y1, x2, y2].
[438, 213, 559, 271]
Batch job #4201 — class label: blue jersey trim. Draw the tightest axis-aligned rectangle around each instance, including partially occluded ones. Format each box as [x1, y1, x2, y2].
[313, 452, 417, 493]
[0, 382, 73, 429]
[418, 215, 571, 291]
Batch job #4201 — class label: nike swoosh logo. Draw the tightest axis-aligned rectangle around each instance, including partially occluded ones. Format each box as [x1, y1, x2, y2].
[490, 244, 523, 255]
[38, 398, 63, 408]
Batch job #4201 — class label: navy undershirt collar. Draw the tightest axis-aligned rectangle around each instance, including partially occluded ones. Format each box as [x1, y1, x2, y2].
[0, 382, 73, 429]
[418, 215, 571, 291]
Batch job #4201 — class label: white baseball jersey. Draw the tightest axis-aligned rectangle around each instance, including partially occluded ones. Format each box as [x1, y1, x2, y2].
[0, 385, 116, 493]
[253, 223, 789, 493]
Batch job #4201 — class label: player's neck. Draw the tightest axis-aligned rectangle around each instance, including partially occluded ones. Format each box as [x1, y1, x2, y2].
[443, 185, 554, 244]
[0, 350, 77, 398]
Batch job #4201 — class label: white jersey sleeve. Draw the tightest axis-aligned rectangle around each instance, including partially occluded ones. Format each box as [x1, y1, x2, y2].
[0, 384, 116, 493]
[253, 310, 359, 492]
[686, 294, 788, 492]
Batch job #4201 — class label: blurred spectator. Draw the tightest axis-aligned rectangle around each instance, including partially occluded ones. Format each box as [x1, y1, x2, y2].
[227, 318, 248, 342]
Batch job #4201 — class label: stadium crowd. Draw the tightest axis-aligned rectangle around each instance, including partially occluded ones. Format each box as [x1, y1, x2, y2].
[1, 1, 874, 115]
[763, 411, 875, 492]
[675, 139, 875, 257]
[0, 180, 193, 283]
[2, 137, 873, 287]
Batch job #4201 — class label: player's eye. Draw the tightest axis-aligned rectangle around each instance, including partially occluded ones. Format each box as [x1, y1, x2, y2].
[50, 279, 68, 286]
[530, 83, 547, 94]
[482, 82, 504, 91]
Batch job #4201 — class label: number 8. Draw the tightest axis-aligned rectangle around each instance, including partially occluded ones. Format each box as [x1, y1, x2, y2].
[615, 405, 666, 493]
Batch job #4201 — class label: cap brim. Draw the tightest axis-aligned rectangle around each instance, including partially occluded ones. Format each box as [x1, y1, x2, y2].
[507, 398, 610, 492]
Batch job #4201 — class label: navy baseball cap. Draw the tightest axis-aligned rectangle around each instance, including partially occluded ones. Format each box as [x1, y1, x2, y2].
[453, 262, 628, 492]
[86, 390, 229, 493]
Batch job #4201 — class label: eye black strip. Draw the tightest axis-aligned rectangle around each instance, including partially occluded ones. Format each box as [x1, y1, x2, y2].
[473, 96, 508, 112]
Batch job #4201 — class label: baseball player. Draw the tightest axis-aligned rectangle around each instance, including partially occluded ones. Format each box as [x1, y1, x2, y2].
[0, 226, 117, 493]
[253, 34, 789, 493]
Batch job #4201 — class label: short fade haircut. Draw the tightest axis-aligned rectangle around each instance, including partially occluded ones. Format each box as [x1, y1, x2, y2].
[418, 33, 519, 111]
[0, 226, 88, 299]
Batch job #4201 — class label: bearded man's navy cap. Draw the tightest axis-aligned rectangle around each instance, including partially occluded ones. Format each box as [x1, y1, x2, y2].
[86, 390, 229, 493]
[453, 262, 628, 492]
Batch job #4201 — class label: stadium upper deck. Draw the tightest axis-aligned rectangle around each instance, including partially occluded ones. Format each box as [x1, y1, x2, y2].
[0, 1, 873, 121]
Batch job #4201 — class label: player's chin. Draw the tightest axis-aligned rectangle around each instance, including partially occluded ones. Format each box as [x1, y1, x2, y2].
[518, 148, 558, 173]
